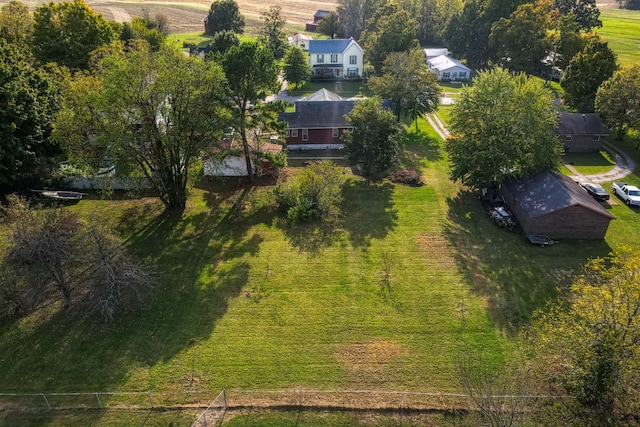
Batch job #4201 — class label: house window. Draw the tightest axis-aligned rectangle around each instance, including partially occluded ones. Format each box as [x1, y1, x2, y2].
[442, 72, 450, 79]
[302, 129, 308, 141]
[317, 54, 324, 63]
[300, 43, 306, 49]
[564, 135, 572, 141]
[332, 128, 339, 138]
[331, 54, 338, 63]
[459, 72, 467, 79]
[349, 55, 357, 65]
[291, 129, 298, 137]
[593, 135, 600, 141]
[347, 68, 358, 77]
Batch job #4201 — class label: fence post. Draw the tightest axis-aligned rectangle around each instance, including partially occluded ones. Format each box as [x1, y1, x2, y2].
[223, 389, 227, 409]
[95, 393, 102, 408]
[298, 389, 302, 407]
[148, 392, 154, 408]
[41, 393, 51, 410]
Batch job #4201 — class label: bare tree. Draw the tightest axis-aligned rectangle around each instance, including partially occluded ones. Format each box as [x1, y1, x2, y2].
[4, 195, 82, 309]
[84, 221, 155, 321]
[1, 196, 155, 320]
[457, 353, 539, 427]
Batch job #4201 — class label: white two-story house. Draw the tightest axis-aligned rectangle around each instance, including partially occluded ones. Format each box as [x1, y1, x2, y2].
[308, 38, 364, 79]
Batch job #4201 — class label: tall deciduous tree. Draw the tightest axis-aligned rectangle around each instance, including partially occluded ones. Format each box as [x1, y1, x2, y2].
[343, 97, 401, 178]
[205, 0, 244, 35]
[0, 1, 33, 45]
[361, 9, 420, 75]
[0, 41, 60, 188]
[220, 41, 281, 182]
[55, 44, 230, 209]
[33, 0, 116, 70]
[561, 37, 617, 112]
[282, 46, 311, 89]
[553, 0, 601, 31]
[446, 68, 560, 189]
[258, 5, 288, 60]
[369, 49, 440, 123]
[595, 64, 640, 139]
[208, 29, 240, 57]
[489, 0, 554, 74]
[317, 11, 341, 39]
[530, 246, 640, 422]
[337, 0, 383, 39]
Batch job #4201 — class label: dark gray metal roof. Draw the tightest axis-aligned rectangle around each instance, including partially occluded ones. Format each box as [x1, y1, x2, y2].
[554, 112, 609, 136]
[503, 171, 614, 219]
[280, 100, 356, 128]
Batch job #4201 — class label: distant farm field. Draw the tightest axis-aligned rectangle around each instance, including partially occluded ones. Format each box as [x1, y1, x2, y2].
[600, 8, 640, 65]
[1, 0, 337, 34]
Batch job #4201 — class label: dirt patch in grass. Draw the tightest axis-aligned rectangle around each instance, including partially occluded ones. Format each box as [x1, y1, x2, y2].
[337, 340, 406, 384]
[415, 233, 457, 268]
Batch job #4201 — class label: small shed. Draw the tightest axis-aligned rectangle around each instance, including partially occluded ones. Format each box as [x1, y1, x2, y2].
[306, 9, 331, 31]
[555, 112, 609, 152]
[501, 171, 614, 240]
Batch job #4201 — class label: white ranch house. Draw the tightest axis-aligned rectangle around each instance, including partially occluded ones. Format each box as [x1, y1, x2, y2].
[308, 38, 363, 79]
[427, 55, 472, 81]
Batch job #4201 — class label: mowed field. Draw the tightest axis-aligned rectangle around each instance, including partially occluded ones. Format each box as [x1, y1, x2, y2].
[599, 8, 640, 65]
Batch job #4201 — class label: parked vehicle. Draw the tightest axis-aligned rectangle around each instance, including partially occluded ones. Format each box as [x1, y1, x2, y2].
[579, 182, 609, 201]
[488, 205, 518, 231]
[612, 182, 640, 206]
[32, 190, 85, 201]
[526, 234, 557, 247]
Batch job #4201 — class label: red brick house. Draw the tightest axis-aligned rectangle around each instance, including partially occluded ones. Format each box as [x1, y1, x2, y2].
[279, 89, 357, 150]
[555, 112, 609, 152]
[501, 171, 614, 240]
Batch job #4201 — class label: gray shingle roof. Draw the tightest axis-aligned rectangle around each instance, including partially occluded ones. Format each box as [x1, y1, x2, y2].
[555, 112, 609, 136]
[503, 171, 614, 219]
[280, 100, 355, 128]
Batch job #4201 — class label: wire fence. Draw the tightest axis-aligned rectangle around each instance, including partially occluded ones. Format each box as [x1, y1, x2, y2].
[0, 390, 213, 411]
[0, 388, 573, 426]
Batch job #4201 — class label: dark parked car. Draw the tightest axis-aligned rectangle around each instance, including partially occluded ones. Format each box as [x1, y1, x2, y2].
[580, 182, 609, 201]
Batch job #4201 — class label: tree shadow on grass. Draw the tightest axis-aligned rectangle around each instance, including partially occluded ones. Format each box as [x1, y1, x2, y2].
[341, 180, 397, 250]
[444, 190, 611, 335]
[0, 185, 270, 396]
[400, 128, 443, 169]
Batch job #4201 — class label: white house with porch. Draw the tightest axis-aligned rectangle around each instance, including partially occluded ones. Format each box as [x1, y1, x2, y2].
[308, 38, 363, 79]
[427, 55, 472, 81]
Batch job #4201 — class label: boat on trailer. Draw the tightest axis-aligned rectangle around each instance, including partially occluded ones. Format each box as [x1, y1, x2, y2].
[32, 190, 86, 201]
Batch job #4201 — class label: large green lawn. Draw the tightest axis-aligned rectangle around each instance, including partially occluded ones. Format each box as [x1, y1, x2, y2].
[600, 8, 640, 65]
[1, 119, 638, 425]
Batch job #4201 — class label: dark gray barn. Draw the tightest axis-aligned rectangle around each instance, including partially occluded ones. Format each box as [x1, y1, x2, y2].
[555, 112, 609, 152]
[502, 171, 614, 240]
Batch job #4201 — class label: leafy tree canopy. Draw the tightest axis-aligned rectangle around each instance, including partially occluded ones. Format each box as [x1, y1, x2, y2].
[0, 1, 33, 45]
[258, 5, 288, 60]
[530, 246, 640, 422]
[32, 0, 117, 70]
[361, 9, 420, 75]
[336, 0, 384, 39]
[343, 97, 401, 177]
[205, 0, 244, 35]
[282, 46, 311, 89]
[54, 43, 231, 209]
[219, 41, 281, 182]
[0, 40, 60, 188]
[553, 0, 601, 31]
[561, 36, 617, 112]
[595, 64, 640, 139]
[489, 0, 554, 74]
[446, 67, 561, 189]
[369, 49, 440, 122]
[317, 11, 341, 39]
